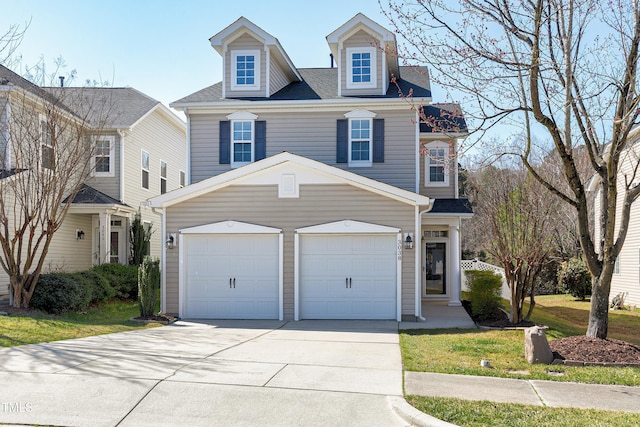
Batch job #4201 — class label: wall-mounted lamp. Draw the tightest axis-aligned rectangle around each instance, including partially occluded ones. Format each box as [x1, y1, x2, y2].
[76, 229, 85, 240]
[404, 232, 414, 250]
[166, 233, 176, 249]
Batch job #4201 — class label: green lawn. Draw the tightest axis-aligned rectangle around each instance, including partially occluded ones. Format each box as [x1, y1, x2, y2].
[0, 300, 160, 347]
[402, 295, 640, 425]
[407, 396, 640, 427]
[400, 295, 640, 386]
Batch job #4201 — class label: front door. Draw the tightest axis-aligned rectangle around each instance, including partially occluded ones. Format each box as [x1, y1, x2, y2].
[425, 242, 446, 295]
[109, 228, 126, 264]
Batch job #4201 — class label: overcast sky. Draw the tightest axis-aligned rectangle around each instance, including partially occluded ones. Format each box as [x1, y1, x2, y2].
[3, 0, 418, 114]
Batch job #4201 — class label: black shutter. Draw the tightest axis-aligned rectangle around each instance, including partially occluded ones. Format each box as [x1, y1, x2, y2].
[219, 121, 230, 164]
[336, 119, 348, 163]
[373, 119, 384, 163]
[255, 120, 266, 161]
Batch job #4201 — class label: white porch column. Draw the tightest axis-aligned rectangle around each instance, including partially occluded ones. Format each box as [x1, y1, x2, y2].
[448, 224, 462, 306]
[98, 212, 112, 265]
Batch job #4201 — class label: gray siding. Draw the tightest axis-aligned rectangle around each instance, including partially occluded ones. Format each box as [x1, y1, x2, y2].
[0, 97, 8, 169]
[340, 29, 384, 97]
[269, 57, 290, 96]
[419, 153, 457, 198]
[189, 109, 417, 191]
[225, 33, 266, 98]
[85, 131, 121, 200]
[165, 184, 416, 319]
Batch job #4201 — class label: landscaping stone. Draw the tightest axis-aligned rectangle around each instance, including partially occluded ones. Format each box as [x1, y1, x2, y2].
[524, 325, 554, 364]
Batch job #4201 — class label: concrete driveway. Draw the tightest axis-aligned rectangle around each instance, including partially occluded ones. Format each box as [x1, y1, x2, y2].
[0, 320, 406, 426]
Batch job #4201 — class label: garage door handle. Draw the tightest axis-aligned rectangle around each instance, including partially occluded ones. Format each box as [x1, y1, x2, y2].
[349, 277, 352, 288]
[346, 278, 348, 288]
[229, 278, 232, 288]
[233, 278, 236, 288]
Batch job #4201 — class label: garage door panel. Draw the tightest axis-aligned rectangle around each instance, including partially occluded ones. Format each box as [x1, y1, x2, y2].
[184, 234, 279, 319]
[300, 234, 397, 320]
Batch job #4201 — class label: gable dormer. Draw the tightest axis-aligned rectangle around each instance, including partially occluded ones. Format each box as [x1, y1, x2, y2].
[326, 13, 399, 97]
[209, 17, 301, 99]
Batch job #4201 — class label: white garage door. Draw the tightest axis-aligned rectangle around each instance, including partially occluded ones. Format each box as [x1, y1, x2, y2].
[184, 234, 279, 319]
[300, 234, 397, 319]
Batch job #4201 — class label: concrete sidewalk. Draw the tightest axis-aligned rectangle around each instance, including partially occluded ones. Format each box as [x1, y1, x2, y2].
[405, 371, 640, 414]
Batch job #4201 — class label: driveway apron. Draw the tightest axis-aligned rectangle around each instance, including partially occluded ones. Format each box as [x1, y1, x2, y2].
[0, 320, 405, 426]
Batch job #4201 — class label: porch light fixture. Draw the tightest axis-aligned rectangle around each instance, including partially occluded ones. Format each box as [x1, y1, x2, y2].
[76, 229, 85, 240]
[166, 233, 176, 249]
[404, 232, 414, 250]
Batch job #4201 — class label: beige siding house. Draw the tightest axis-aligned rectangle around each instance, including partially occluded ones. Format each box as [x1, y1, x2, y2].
[150, 14, 472, 321]
[592, 127, 640, 307]
[0, 66, 186, 301]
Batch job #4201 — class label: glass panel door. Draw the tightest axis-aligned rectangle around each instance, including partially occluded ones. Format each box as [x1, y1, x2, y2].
[110, 231, 119, 263]
[425, 242, 446, 295]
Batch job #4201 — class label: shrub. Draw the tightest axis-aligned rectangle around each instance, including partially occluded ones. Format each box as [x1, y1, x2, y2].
[466, 270, 504, 321]
[31, 273, 92, 314]
[558, 258, 592, 300]
[91, 263, 139, 300]
[138, 257, 160, 317]
[72, 270, 116, 303]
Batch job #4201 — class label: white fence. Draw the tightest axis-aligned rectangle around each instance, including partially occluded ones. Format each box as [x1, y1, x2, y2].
[461, 259, 510, 300]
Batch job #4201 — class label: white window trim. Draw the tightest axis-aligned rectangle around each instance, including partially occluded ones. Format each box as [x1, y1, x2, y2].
[231, 49, 261, 91]
[91, 135, 115, 177]
[227, 112, 259, 169]
[424, 141, 450, 187]
[141, 149, 150, 190]
[345, 109, 376, 168]
[160, 160, 167, 194]
[346, 47, 377, 90]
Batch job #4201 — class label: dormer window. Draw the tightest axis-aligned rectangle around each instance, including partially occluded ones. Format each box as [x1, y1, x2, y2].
[346, 47, 376, 89]
[231, 50, 260, 91]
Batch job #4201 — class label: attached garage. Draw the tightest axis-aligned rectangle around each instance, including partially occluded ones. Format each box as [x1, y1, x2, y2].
[296, 221, 401, 320]
[180, 221, 283, 319]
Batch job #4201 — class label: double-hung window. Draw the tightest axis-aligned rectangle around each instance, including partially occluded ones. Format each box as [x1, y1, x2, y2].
[346, 47, 376, 89]
[92, 136, 115, 177]
[40, 120, 54, 170]
[141, 150, 150, 190]
[231, 50, 260, 91]
[232, 120, 253, 167]
[425, 141, 450, 186]
[349, 119, 371, 166]
[160, 160, 167, 194]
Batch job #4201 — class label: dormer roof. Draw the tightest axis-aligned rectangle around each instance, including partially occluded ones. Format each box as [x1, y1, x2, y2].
[326, 13, 399, 79]
[209, 16, 301, 83]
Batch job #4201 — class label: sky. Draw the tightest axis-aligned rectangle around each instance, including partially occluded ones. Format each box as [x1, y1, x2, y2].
[1, 0, 427, 116]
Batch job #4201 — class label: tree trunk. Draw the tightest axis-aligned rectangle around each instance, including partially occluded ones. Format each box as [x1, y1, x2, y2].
[586, 273, 611, 338]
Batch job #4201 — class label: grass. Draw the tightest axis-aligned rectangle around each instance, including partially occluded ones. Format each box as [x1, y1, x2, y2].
[400, 294, 640, 386]
[0, 300, 160, 347]
[406, 396, 640, 427]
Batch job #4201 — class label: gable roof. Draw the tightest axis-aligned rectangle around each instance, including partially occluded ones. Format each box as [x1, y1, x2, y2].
[148, 151, 432, 209]
[326, 13, 399, 79]
[209, 16, 301, 83]
[171, 66, 431, 107]
[63, 184, 129, 206]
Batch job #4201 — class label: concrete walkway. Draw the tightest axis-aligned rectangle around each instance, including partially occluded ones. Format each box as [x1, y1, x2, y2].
[0, 320, 410, 427]
[405, 371, 640, 414]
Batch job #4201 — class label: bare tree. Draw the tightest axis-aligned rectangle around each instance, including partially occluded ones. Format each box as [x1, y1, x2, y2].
[467, 163, 558, 323]
[0, 22, 29, 69]
[0, 66, 112, 307]
[383, 0, 640, 338]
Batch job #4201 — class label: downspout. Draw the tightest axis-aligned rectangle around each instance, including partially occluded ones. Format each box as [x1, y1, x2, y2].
[185, 108, 191, 185]
[415, 110, 420, 193]
[117, 129, 127, 203]
[151, 205, 167, 314]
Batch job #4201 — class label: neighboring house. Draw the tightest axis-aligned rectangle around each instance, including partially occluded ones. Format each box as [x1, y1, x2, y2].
[0, 65, 186, 300]
[591, 126, 640, 307]
[148, 14, 472, 321]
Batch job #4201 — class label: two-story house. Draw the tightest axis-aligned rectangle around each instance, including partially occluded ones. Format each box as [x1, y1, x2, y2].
[148, 14, 472, 321]
[0, 65, 186, 301]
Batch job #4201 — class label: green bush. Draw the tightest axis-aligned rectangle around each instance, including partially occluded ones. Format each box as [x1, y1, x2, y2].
[31, 273, 93, 314]
[91, 263, 139, 300]
[72, 270, 116, 303]
[558, 258, 592, 300]
[466, 270, 504, 321]
[138, 258, 160, 317]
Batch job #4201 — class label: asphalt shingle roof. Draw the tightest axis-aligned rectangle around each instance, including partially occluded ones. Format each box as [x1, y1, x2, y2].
[64, 184, 128, 206]
[420, 104, 468, 134]
[172, 66, 432, 105]
[429, 198, 473, 214]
